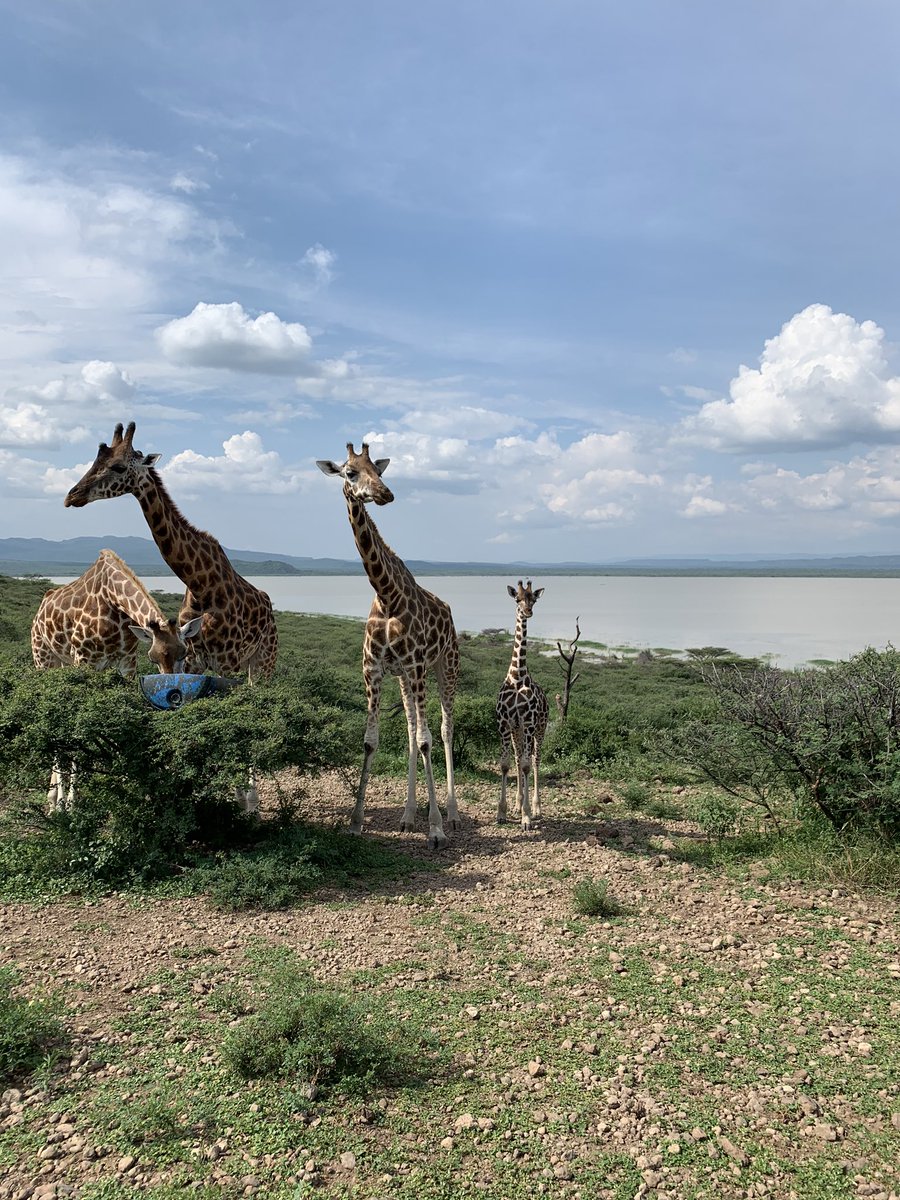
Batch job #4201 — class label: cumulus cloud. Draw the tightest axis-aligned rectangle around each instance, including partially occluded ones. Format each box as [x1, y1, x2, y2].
[0, 361, 138, 448]
[682, 495, 729, 518]
[301, 243, 336, 286]
[681, 304, 900, 451]
[360, 429, 483, 494]
[157, 301, 316, 375]
[400, 405, 532, 441]
[163, 431, 305, 495]
[0, 448, 85, 496]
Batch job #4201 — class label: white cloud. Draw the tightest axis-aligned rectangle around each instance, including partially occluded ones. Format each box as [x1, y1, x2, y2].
[682, 304, 900, 451]
[0, 361, 137, 448]
[0, 403, 88, 448]
[400, 405, 531, 441]
[0, 448, 85, 496]
[682, 495, 729, 518]
[157, 301, 316, 375]
[170, 172, 209, 194]
[163, 431, 305, 495]
[301, 243, 336, 286]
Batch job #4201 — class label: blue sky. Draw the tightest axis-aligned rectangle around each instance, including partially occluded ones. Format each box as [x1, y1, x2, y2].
[3, 0, 900, 561]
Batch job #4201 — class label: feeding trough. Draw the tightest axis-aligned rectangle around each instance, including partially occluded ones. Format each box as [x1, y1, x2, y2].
[139, 673, 241, 711]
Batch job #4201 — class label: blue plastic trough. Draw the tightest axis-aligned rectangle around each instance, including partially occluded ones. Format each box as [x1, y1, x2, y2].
[139, 673, 241, 711]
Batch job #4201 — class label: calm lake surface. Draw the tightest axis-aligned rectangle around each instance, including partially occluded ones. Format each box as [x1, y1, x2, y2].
[119, 574, 900, 669]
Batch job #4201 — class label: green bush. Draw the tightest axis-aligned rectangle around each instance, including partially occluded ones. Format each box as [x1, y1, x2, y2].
[572, 876, 622, 917]
[222, 951, 417, 1095]
[0, 967, 67, 1084]
[693, 792, 740, 842]
[620, 781, 649, 809]
[0, 665, 354, 890]
[670, 648, 900, 840]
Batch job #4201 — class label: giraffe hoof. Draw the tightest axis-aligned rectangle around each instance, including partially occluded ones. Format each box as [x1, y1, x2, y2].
[348, 824, 363, 837]
[427, 830, 448, 851]
[399, 820, 416, 833]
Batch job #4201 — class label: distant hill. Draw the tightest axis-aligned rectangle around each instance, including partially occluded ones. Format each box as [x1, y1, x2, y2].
[3, 537, 900, 577]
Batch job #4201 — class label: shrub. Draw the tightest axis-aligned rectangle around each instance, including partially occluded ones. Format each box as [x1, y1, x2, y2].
[222, 951, 417, 1096]
[693, 792, 740, 842]
[572, 877, 622, 918]
[620, 781, 649, 809]
[0, 665, 354, 890]
[670, 649, 900, 840]
[0, 967, 67, 1084]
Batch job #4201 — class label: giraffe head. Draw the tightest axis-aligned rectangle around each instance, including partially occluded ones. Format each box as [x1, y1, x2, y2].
[507, 579, 545, 618]
[130, 615, 203, 674]
[64, 422, 161, 508]
[316, 442, 394, 505]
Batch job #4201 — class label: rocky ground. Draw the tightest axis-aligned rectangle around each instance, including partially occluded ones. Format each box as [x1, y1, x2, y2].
[1, 773, 899, 1200]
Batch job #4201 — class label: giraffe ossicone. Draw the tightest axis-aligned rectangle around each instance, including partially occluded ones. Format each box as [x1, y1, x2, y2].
[317, 443, 459, 849]
[496, 579, 549, 830]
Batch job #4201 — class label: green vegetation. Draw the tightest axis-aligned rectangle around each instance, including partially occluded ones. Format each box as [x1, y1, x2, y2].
[571, 876, 622, 917]
[222, 948, 420, 1094]
[0, 967, 67, 1084]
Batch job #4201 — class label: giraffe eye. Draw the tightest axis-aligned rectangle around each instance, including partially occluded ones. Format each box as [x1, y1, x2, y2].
[110, 464, 127, 474]
[345, 469, 358, 481]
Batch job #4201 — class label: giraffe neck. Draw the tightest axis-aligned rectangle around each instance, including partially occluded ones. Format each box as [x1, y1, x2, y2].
[95, 551, 166, 627]
[133, 470, 234, 599]
[345, 490, 415, 612]
[506, 607, 531, 684]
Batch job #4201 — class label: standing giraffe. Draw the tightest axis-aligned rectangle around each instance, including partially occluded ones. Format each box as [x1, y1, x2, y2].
[31, 549, 202, 810]
[64, 422, 278, 811]
[316, 443, 459, 849]
[496, 580, 549, 831]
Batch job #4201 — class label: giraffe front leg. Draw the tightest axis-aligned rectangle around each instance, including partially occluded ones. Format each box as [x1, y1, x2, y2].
[435, 651, 459, 830]
[497, 728, 512, 823]
[520, 736, 534, 831]
[351, 667, 382, 835]
[412, 672, 447, 850]
[398, 677, 418, 832]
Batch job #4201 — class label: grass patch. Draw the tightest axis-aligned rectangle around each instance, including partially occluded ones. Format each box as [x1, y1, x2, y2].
[0, 967, 67, 1085]
[179, 821, 418, 911]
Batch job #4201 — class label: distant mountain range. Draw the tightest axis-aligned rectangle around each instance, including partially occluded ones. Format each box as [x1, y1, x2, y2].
[3, 536, 900, 577]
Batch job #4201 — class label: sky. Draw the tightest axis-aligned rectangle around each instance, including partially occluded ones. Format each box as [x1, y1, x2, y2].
[3, 0, 900, 563]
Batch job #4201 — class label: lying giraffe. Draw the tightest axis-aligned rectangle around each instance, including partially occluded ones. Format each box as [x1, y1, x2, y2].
[31, 549, 201, 810]
[317, 443, 459, 849]
[497, 580, 549, 830]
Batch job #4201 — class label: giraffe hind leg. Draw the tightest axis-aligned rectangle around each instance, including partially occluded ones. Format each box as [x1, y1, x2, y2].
[399, 676, 418, 832]
[497, 726, 512, 823]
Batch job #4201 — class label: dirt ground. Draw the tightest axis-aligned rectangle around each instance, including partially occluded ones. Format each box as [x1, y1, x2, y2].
[1, 773, 899, 1200]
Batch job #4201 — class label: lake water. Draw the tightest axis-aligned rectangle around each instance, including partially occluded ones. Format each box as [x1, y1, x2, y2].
[117, 574, 900, 669]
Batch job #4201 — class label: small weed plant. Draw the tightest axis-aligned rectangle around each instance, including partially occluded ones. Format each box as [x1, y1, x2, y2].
[620, 781, 649, 809]
[572, 876, 622, 918]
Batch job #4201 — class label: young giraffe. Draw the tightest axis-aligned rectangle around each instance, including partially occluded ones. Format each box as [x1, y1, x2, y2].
[316, 443, 460, 849]
[31, 549, 202, 811]
[64, 421, 278, 811]
[496, 580, 549, 831]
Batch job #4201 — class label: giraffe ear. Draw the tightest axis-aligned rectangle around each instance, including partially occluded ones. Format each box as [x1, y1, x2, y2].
[179, 616, 203, 640]
[316, 460, 342, 476]
[373, 458, 390, 476]
[129, 625, 153, 644]
[533, 588, 545, 600]
[142, 453, 161, 467]
[507, 585, 517, 599]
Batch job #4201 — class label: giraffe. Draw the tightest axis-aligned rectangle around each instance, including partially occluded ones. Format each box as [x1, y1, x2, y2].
[496, 580, 549, 831]
[31, 549, 202, 810]
[63, 421, 278, 811]
[316, 443, 459, 849]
